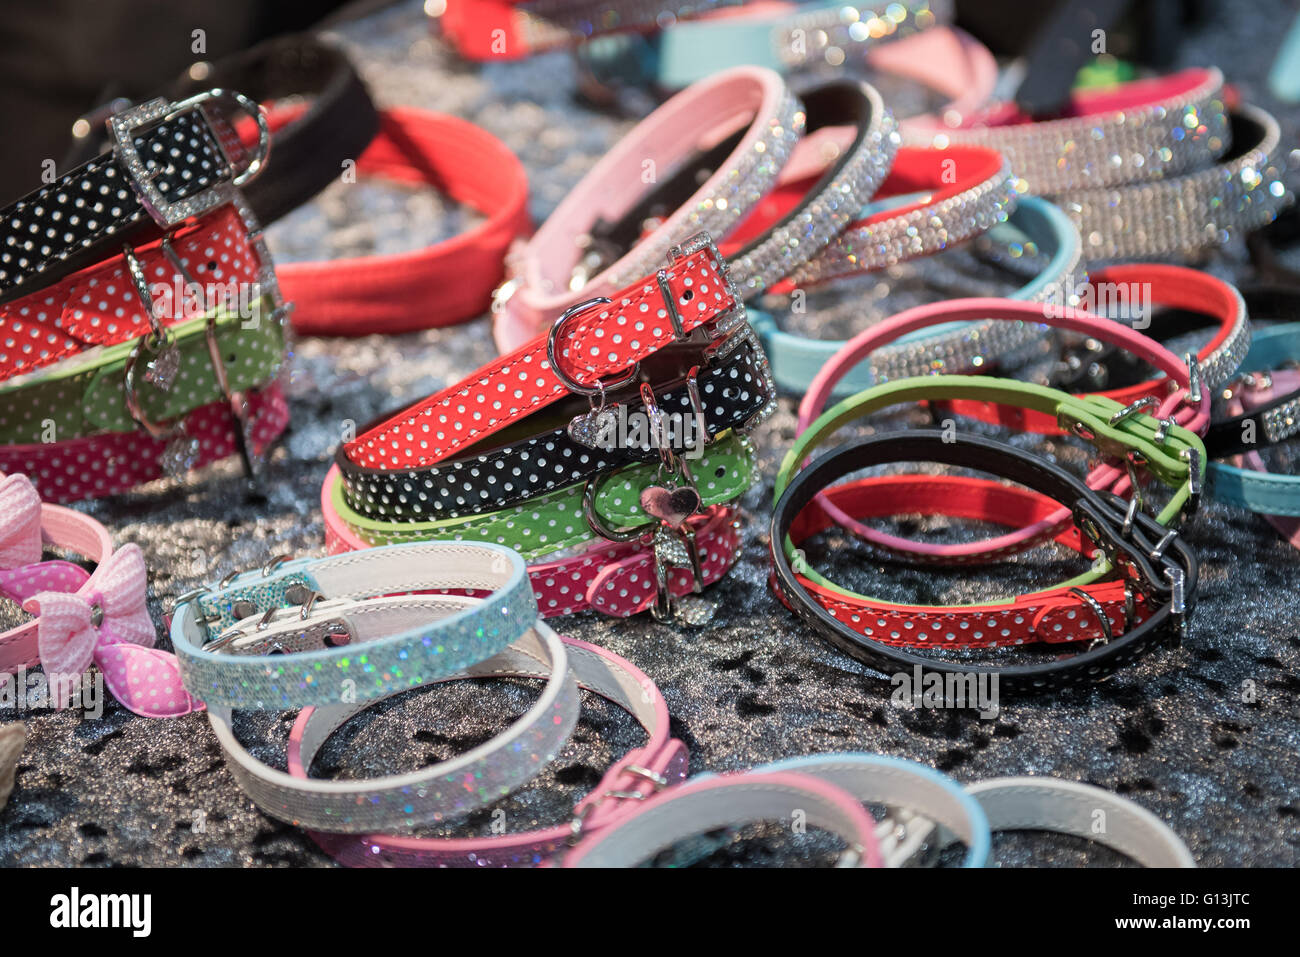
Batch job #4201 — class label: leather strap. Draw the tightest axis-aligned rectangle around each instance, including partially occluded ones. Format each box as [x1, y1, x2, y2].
[336, 330, 772, 521]
[749, 196, 1082, 394]
[208, 622, 579, 833]
[0, 293, 287, 443]
[322, 469, 746, 620]
[750, 753, 990, 868]
[305, 635, 689, 865]
[913, 67, 1228, 195]
[169, 541, 537, 710]
[558, 769, 882, 867]
[770, 431, 1199, 691]
[0, 90, 266, 302]
[491, 67, 797, 351]
[937, 265, 1248, 436]
[347, 235, 743, 471]
[794, 298, 1207, 562]
[0, 383, 288, 504]
[954, 777, 1195, 867]
[329, 431, 756, 558]
[275, 106, 531, 336]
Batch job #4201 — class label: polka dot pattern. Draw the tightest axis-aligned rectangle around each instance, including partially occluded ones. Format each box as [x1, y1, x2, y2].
[96, 643, 204, 718]
[344, 246, 738, 471]
[0, 384, 289, 504]
[323, 486, 745, 621]
[332, 432, 757, 561]
[0, 206, 260, 382]
[0, 295, 286, 443]
[338, 337, 769, 521]
[0, 110, 230, 296]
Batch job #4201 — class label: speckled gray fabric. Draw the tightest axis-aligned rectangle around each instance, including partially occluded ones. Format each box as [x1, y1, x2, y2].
[2, 0, 1299, 868]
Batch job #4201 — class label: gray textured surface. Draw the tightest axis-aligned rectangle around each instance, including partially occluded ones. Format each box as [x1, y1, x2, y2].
[2, 0, 1299, 867]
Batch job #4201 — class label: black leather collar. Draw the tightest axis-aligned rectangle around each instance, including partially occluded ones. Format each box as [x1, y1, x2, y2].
[769, 430, 1198, 693]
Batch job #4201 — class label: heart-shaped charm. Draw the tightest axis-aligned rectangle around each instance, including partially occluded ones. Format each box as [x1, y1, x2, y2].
[567, 408, 618, 450]
[640, 484, 701, 528]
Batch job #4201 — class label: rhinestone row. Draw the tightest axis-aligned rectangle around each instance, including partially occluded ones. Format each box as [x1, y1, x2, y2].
[772, 0, 952, 69]
[788, 161, 1019, 287]
[728, 97, 900, 296]
[602, 90, 805, 291]
[867, 222, 1086, 382]
[1060, 104, 1292, 260]
[915, 68, 1229, 194]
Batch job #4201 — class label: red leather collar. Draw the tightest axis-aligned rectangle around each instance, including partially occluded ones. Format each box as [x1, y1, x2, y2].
[272, 105, 530, 336]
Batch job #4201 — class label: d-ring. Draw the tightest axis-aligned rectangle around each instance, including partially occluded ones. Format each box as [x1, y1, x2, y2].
[1067, 587, 1115, 649]
[547, 297, 640, 397]
[582, 473, 656, 543]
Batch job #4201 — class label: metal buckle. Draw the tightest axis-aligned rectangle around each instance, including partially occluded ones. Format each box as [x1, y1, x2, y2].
[1164, 566, 1188, 647]
[1185, 351, 1203, 405]
[1107, 394, 1176, 446]
[566, 767, 671, 848]
[876, 810, 941, 868]
[490, 276, 521, 315]
[666, 231, 747, 338]
[582, 471, 657, 543]
[203, 592, 353, 655]
[108, 90, 269, 229]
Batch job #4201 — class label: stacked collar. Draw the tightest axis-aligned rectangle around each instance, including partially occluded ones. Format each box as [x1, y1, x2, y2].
[0, 88, 292, 501]
[337, 233, 770, 620]
[1060, 104, 1291, 260]
[300, 636, 689, 863]
[771, 427, 1202, 692]
[170, 539, 693, 844]
[915, 68, 1229, 195]
[793, 296, 1210, 563]
[911, 67, 1293, 259]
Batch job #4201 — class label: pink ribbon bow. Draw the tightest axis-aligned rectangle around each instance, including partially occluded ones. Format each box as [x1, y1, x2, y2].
[0, 473, 88, 601]
[23, 544, 202, 718]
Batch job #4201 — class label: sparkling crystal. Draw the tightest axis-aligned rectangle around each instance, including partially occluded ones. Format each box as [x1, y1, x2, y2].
[160, 435, 201, 477]
[143, 340, 182, 392]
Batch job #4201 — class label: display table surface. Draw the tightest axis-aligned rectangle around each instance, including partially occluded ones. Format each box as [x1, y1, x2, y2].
[0, 0, 1297, 867]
